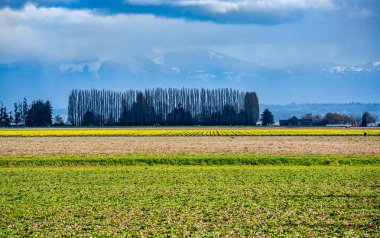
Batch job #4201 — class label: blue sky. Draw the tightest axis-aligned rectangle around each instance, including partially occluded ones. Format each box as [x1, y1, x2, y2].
[0, 0, 379, 65]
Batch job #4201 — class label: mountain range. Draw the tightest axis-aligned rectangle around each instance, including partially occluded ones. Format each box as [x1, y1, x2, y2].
[1, 49, 379, 110]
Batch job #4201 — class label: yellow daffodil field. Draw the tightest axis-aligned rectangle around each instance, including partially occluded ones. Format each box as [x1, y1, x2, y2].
[0, 127, 379, 137]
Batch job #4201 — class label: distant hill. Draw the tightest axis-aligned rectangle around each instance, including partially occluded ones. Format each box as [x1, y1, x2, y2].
[261, 103, 380, 121]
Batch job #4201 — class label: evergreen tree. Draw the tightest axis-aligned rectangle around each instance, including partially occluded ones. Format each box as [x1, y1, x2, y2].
[13, 102, 22, 125]
[221, 104, 237, 125]
[82, 111, 96, 126]
[127, 92, 156, 126]
[0, 102, 10, 127]
[167, 104, 192, 126]
[244, 92, 259, 125]
[21, 98, 28, 123]
[25, 100, 53, 127]
[261, 109, 274, 126]
[361, 111, 375, 127]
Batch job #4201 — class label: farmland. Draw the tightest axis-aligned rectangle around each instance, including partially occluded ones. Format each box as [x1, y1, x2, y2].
[0, 127, 379, 236]
[1, 166, 379, 237]
[2, 136, 379, 157]
[0, 136, 379, 167]
[0, 127, 379, 137]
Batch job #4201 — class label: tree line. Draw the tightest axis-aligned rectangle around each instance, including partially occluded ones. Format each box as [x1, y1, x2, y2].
[68, 88, 260, 126]
[258, 109, 377, 127]
[1, 92, 376, 127]
[301, 112, 376, 126]
[0, 99, 52, 127]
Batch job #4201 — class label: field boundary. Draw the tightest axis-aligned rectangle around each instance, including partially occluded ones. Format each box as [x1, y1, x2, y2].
[1, 155, 379, 167]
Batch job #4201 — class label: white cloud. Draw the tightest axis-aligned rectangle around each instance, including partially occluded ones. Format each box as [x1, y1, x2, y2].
[0, 2, 377, 64]
[175, 1, 240, 13]
[3, 4, 278, 62]
[0, 5, 196, 61]
[175, 0, 335, 12]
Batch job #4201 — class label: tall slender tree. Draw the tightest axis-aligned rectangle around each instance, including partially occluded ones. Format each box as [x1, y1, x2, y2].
[68, 88, 259, 126]
[244, 92, 259, 125]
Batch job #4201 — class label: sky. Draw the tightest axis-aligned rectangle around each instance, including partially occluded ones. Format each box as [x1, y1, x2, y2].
[0, 0, 379, 65]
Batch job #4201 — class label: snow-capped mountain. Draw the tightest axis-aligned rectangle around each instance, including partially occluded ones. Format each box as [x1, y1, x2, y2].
[0, 49, 379, 109]
[327, 61, 380, 73]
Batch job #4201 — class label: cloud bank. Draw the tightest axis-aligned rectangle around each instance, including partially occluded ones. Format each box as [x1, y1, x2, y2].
[0, 0, 336, 24]
[0, 0, 378, 63]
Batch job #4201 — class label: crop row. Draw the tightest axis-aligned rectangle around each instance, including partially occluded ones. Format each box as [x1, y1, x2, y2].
[0, 128, 379, 137]
[1, 155, 379, 167]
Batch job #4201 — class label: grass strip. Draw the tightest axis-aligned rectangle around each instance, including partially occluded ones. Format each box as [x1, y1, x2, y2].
[1, 155, 379, 167]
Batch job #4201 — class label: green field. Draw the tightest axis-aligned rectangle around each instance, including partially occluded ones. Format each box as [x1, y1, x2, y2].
[1, 155, 380, 167]
[1, 166, 379, 237]
[1, 129, 379, 236]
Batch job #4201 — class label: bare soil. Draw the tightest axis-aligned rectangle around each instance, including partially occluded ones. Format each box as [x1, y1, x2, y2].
[1, 136, 379, 157]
